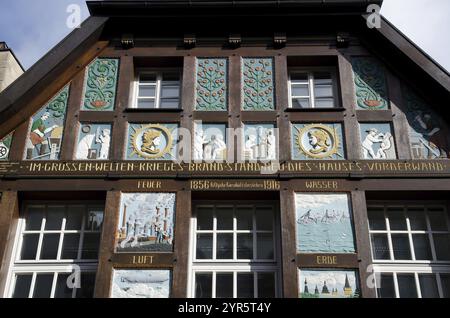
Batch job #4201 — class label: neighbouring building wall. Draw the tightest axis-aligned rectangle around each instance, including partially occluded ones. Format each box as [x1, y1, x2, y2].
[0, 44, 23, 93]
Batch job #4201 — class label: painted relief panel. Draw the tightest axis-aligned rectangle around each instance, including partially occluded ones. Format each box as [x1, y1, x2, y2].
[25, 85, 70, 160]
[242, 58, 275, 111]
[295, 193, 355, 253]
[111, 270, 171, 298]
[403, 86, 449, 159]
[242, 124, 277, 161]
[195, 58, 228, 111]
[299, 269, 359, 298]
[291, 123, 345, 160]
[116, 193, 176, 252]
[81, 58, 119, 111]
[359, 123, 396, 159]
[0, 132, 13, 161]
[76, 124, 112, 160]
[352, 57, 389, 110]
[193, 123, 227, 161]
[126, 123, 178, 160]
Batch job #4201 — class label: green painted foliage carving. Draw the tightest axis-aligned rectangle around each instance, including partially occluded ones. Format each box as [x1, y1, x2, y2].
[82, 58, 119, 111]
[195, 58, 228, 111]
[242, 58, 275, 111]
[352, 57, 389, 110]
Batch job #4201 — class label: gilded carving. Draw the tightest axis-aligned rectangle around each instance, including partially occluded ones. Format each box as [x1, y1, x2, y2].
[127, 124, 177, 160]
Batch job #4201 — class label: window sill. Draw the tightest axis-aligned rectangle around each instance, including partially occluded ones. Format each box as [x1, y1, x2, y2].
[125, 108, 183, 113]
[285, 107, 346, 112]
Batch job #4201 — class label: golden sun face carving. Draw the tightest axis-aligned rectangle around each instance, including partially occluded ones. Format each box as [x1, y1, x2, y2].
[295, 124, 340, 159]
[130, 124, 175, 159]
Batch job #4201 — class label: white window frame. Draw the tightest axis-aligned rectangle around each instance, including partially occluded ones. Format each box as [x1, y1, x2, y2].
[133, 69, 182, 109]
[187, 202, 281, 298]
[4, 201, 104, 298]
[368, 201, 450, 298]
[288, 68, 339, 109]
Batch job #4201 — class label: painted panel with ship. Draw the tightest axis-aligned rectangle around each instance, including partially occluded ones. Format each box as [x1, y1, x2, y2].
[299, 269, 360, 298]
[295, 193, 356, 253]
[111, 270, 171, 298]
[116, 193, 176, 252]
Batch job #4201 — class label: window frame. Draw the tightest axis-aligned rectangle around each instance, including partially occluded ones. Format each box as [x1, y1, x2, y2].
[4, 201, 104, 298]
[132, 68, 182, 109]
[288, 67, 340, 109]
[188, 201, 281, 298]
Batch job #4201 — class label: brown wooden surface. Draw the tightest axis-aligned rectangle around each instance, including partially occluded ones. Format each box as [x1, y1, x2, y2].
[0, 192, 19, 296]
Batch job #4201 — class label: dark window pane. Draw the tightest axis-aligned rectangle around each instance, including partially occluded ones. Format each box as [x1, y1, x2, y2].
[197, 207, 213, 230]
[161, 85, 180, 98]
[258, 273, 275, 298]
[81, 233, 100, 259]
[196, 234, 213, 259]
[433, 234, 450, 260]
[314, 98, 334, 108]
[216, 207, 233, 230]
[412, 234, 432, 260]
[55, 274, 73, 298]
[313, 72, 332, 84]
[216, 273, 233, 298]
[408, 208, 427, 231]
[236, 207, 253, 231]
[257, 233, 274, 259]
[314, 85, 333, 98]
[256, 207, 273, 231]
[45, 206, 65, 230]
[138, 85, 156, 98]
[371, 234, 390, 260]
[292, 98, 310, 108]
[20, 234, 39, 260]
[428, 209, 449, 231]
[397, 274, 418, 298]
[291, 86, 309, 97]
[419, 274, 439, 298]
[392, 234, 412, 260]
[368, 207, 386, 230]
[40, 234, 60, 260]
[387, 208, 407, 230]
[376, 273, 395, 298]
[160, 98, 180, 109]
[86, 209, 103, 231]
[237, 273, 254, 298]
[237, 233, 253, 259]
[195, 273, 212, 298]
[441, 274, 450, 298]
[217, 233, 233, 259]
[62, 234, 80, 259]
[76, 273, 96, 298]
[290, 73, 308, 82]
[12, 274, 32, 298]
[33, 274, 54, 298]
[139, 74, 156, 83]
[162, 73, 180, 82]
[25, 206, 44, 231]
[137, 99, 155, 109]
[66, 206, 84, 230]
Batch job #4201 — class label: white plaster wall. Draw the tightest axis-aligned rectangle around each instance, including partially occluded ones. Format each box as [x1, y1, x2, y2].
[0, 51, 23, 92]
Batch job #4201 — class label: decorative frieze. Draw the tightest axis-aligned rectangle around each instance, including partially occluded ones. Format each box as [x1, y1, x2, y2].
[0, 132, 13, 161]
[81, 58, 119, 111]
[195, 58, 228, 111]
[76, 124, 112, 160]
[25, 84, 70, 160]
[111, 270, 171, 298]
[359, 123, 396, 159]
[298, 269, 360, 298]
[193, 123, 227, 161]
[242, 58, 275, 111]
[352, 57, 389, 110]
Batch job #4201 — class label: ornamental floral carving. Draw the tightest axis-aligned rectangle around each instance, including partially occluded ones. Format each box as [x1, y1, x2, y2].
[82, 58, 119, 111]
[195, 58, 228, 111]
[352, 57, 389, 110]
[242, 58, 275, 110]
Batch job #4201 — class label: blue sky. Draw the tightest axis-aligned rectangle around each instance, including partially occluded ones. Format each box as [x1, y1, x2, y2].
[0, 0, 449, 72]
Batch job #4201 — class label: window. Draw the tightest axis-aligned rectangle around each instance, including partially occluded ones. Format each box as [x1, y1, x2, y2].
[190, 204, 280, 298]
[368, 203, 450, 298]
[6, 203, 104, 298]
[134, 71, 181, 109]
[288, 70, 338, 108]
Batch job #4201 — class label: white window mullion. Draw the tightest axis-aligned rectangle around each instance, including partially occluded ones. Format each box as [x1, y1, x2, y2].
[252, 206, 257, 260]
[155, 74, 162, 109]
[28, 272, 37, 298]
[36, 211, 47, 261]
[385, 208, 395, 261]
[414, 272, 422, 298]
[233, 206, 237, 261]
[233, 271, 237, 298]
[393, 272, 400, 298]
[212, 271, 217, 298]
[308, 73, 315, 108]
[425, 209, 438, 261]
[77, 211, 86, 261]
[436, 273, 444, 298]
[50, 272, 58, 298]
[212, 207, 217, 260]
[254, 272, 258, 298]
[406, 207, 416, 261]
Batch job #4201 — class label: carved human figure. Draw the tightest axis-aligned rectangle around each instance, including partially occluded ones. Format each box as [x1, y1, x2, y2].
[212, 134, 226, 160]
[245, 134, 257, 159]
[27, 112, 59, 158]
[96, 128, 111, 159]
[362, 128, 385, 159]
[307, 129, 331, 155]
[194, 128, 206, 160]
[266, 129, 276, 159]
[141, 129, 162, 155]
[414, 112, 446, 158]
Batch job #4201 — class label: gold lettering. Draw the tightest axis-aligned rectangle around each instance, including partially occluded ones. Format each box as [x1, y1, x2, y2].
[316, 255, 338, 265]
[132, 255, 154, 264]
